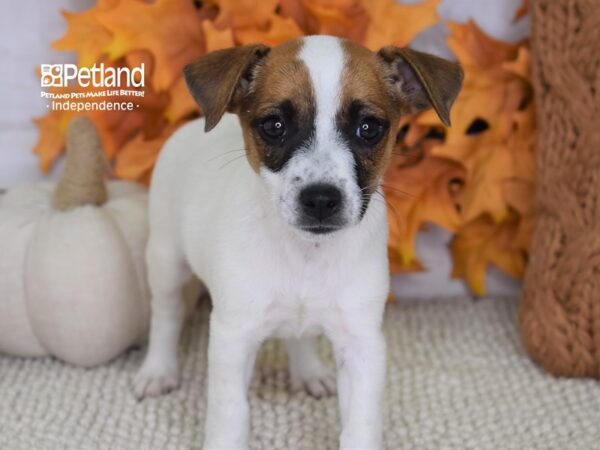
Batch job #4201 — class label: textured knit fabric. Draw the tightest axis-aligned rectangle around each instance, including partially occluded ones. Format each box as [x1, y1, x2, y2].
[1, 296, 600, 449]
[519, 0, 600, 377]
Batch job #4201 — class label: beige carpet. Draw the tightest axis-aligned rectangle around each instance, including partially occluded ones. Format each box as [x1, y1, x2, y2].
[1, 296, 600, 449]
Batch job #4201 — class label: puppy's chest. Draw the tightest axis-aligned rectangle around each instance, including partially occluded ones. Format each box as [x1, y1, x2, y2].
[265, 296, 332, 338]
[260, 248, 347, 338]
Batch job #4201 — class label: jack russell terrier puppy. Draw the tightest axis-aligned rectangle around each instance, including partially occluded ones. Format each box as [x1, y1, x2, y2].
[133, 35, 462, 449]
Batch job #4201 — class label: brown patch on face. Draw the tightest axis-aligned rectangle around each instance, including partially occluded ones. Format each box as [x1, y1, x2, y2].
[337, 40, 401, 199]
[238, 39, 316, 173]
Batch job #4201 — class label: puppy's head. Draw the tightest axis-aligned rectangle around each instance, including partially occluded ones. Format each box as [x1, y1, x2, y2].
[184, 36, 463, 237]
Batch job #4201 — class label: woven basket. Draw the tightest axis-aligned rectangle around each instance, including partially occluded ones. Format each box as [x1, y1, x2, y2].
[519, 0, 600, 377]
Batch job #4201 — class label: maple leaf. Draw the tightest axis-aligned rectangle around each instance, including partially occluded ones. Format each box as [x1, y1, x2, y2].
[280, 0, 362, 38]
[383, 20, 535, 293]
[33, 111, 68, 172]
[362, 0, 439, 50]
[385, 140, 465, 268]
[502, 179, 534, 217]
[207, 0, 278, 29]
[115, 127, 176, 182]
[503, 46, 531, 80]
[279, 0, 310, 30]
[53, 6, 113, 67]
[96, 0, 204, 90]
[438, 26, 533, 224]
[301, 0, 369, 41]
[450, 213, 528, 296]
[84, 56, 168, 157]
[202, 19, 235, 52]
[433, 136, 514, 223]
[164, 76, 200, 124]
[514, 0, 529, 21]
[236, 14, 304, 46]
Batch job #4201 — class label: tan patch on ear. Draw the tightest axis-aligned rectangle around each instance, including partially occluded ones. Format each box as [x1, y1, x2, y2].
[377, 46, 464, 126]
[238, 38, 314, 173]
[340, 40, 401, 190]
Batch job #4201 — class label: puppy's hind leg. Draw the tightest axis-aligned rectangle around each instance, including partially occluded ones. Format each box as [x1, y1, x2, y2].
[132, 238, 191, 400]
[285, 337, 337, 398]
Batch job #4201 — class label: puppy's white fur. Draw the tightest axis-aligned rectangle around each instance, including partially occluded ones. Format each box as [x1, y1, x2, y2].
[134, 36, 389, 450]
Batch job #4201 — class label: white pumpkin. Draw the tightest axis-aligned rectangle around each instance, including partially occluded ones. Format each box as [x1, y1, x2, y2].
[0, 117, 151, 366]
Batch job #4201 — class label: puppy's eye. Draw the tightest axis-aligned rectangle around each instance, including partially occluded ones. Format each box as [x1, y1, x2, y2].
[259, 116, 286, 143]
[356, 117, 384, 144]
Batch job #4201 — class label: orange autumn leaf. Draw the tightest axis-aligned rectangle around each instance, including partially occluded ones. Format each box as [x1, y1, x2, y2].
[208, 0, 278, 29]
[163, 19, 236, 124]
[450, 213, 528, 296]
[503, 46, 532, 80]
[447, 20, 518, 69]
[502, 179, 534, 217]
[53, 7, 113, 67]
[236, 14, 304, 46]
[83, 58, 167, 158]
[384, 20, 535, 294]
[202, 20, 235, 52]
[90, 108, 145, 160]
[385, 142, 465, 269]
[33, 111, 66, 172]
[433, 136, 515, 223]
[115, 127, 175, 182]
[363, 0, 439, 49]
[165, 76, 200, 124]
[514, 0, 529, 21]
[302, 0, 369, 41]
[441, 21, 526, 139]
[96, 0, 204, 90]
[125, 49, 155, 82]
[507, 108, 536, 184]
[279, 0, 310, 30]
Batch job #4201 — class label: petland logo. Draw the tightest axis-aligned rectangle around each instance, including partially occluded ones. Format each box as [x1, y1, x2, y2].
[40, 63, 144, 88]
[41, 63, 146, 112]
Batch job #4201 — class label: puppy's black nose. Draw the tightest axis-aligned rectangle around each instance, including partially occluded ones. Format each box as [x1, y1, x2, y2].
[299, 184, 342, 221]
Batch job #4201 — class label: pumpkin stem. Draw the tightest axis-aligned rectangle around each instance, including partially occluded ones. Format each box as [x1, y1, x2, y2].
[52, 117, 108, 211]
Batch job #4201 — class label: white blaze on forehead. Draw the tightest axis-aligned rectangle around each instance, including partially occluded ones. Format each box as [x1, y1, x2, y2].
[298, 36, 346, 146]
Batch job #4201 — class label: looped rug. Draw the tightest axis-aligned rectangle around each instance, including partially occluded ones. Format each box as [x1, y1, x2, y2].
[1, 296, 600, 449]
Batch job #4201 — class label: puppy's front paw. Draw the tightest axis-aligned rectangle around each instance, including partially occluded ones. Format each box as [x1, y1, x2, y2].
[132, 363, 180, 400]
[290, 366, 337, 398]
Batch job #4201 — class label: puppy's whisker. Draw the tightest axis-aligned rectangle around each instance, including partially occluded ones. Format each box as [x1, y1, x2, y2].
[207, 148, 246, 163]
[218, 154, 247, 171]
[359, 183, 380, 193]
[358, 182, 414, 199]
[381, 184, 414, 199]
[373, 190, 402, 229]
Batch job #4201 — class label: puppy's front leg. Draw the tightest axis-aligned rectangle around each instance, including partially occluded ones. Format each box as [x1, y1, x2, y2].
[133, 241, 191, 399]
[332, 329, 386, 450]
[203, 314, 263, 450]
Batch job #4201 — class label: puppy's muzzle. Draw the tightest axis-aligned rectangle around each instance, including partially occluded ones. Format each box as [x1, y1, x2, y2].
[298, 183, 344, 234]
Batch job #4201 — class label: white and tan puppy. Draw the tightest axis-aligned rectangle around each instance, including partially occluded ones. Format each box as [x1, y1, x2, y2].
[133, 35, 462, 449]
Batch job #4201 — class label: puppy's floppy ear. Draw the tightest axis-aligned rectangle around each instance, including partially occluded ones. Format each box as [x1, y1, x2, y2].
[184, 44, 270, 132]
[377, 46, 463, 126]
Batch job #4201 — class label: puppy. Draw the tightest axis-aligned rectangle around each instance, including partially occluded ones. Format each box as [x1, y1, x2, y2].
[133, 35, 462, 449]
